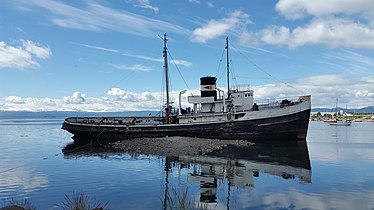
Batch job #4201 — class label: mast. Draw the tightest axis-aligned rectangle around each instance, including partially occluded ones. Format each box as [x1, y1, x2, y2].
[225, 36, 230, 95]
[163, 33, 170, 124]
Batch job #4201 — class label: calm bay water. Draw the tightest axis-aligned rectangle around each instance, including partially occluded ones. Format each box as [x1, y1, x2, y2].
[0, 115, 373, 209]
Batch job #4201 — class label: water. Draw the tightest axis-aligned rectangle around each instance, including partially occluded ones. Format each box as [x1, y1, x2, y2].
[0, 115, 374, 209]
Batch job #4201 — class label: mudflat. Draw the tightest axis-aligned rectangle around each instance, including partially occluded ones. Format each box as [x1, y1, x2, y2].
[111, 136, 254, 157]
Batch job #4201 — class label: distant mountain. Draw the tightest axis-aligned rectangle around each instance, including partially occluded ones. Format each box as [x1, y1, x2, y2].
[1, 107, 373, 119]
[0, 111, 159, 119]
[312, 106, 374, 114]
[358, 106, 374, 113]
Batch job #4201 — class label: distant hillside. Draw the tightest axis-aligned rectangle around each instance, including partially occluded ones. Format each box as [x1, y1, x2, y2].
[1, 107, 373, 119]
[312, 106, 374, 114]
[0, 111, 159, 119]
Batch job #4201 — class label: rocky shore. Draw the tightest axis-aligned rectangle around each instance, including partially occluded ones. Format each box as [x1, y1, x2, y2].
[111, 136, 254, 157]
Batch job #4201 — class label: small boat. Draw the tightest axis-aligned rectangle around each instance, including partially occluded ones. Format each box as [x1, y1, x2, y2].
[328, 119, 352, 126]
[62, 34, 311, 143]
[327, 99, 351, 126]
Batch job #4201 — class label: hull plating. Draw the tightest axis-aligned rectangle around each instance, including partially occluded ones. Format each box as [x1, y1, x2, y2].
[62, 109, 311, 143]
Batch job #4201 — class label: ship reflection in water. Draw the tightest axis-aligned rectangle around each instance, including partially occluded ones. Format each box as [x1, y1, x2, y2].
[62, 139, 311, 208]
[171, 141, 311, 205]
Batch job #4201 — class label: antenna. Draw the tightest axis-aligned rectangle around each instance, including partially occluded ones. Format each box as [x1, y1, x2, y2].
[163, 33, 170, 124]
[226, 36, 230, 95]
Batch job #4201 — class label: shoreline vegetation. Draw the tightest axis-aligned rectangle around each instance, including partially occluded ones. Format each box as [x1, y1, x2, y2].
[1, 188, 207, 210]
[310, 113, 374, 122]
[0, 192, 106, 210]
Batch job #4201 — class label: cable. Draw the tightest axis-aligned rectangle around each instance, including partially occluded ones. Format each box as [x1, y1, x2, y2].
[107, 71, 135, 92]
[238, 51, 305, 94]
[161, 59, 165, 116]
[229, 54, 238, 88]
[167, 50, 193, 96]
[215, 48, 226, 79]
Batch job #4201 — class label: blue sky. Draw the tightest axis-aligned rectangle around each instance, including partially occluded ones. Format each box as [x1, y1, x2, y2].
[1, 0, 374, 111]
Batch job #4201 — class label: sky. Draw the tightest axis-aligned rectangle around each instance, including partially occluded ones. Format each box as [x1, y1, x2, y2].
[1, 0, 374, 112]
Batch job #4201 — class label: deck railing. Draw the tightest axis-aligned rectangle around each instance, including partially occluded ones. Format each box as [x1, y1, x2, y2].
[67, 116, 164, 125]
[254, 96, 301, 110]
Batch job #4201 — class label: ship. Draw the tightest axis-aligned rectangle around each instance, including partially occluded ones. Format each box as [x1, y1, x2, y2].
[62, 34, 311, 143]
[327, 98, 351, 126]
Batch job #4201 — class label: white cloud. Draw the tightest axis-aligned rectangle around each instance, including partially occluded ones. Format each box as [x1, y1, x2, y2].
[4, 96, 25, 104]
[110, 63, 154, 72]
[207, 2, 214, 8]
[74, 43, 119, 53]
[253, 84, 300, 101]
[295, 75, 346, 86]
[188, 0, 200, 4]
[249, 74, 374, 108]
[63, 92, 86, 104]
[0, 89, 163, 112]
[133, 0, 159, 13]
[237, 30, 252, 45]
[172, 59, 193, 67]
[122, 52, 193, 67]
[107, 88, 156, 102]
[260, 17, 374, 49]
[1, 74, 373, 112]
[297, 75, 374, 108]
[21, 40, 51, 58]
[261, 26, 290, 46]
[191, 11, 251, 43]
[107, 88, 139, 102]
[322, 50, 374, 74]
[16, 0, 188, 37]
[0, 40, 52, 69]
[259, 1, 374, 49]
[275, 0, 374, 22]
[122, 52, 161, 62]
[75, 43, 193, 67]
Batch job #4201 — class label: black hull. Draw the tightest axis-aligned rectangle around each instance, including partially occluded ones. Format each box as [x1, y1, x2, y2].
[62, 109, 311, 143]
